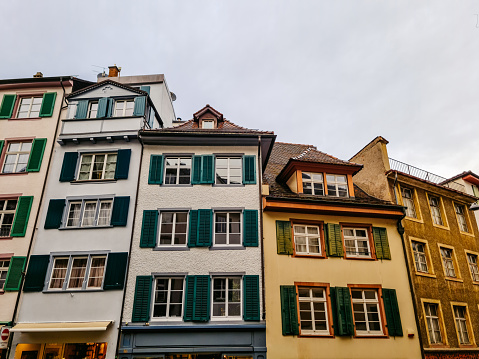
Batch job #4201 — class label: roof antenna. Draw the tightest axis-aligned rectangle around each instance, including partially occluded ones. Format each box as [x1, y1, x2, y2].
[92, 65, 107, 78]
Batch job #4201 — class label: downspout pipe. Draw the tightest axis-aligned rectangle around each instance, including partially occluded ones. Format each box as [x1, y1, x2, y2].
[257, 136, 266, 321]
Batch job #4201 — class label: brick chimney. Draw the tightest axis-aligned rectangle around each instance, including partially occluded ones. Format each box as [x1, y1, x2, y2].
[108, 65, 121, 77]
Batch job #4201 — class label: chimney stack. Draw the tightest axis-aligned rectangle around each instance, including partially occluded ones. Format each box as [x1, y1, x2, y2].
[33, 72, 43, 78]
[108, 65, 121, 77]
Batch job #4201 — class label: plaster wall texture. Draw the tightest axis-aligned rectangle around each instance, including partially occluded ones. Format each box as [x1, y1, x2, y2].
[61, 116, 143, 136]
[263, 211, 422, 359]
[123, 144, 263, 321]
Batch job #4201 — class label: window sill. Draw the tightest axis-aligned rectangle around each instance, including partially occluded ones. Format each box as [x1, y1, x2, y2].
[59, 225, 113, 230]
[153, 246, 190, 251]
[432, 223, 450, 231]
[71, 179, 117, 184]
[299, 333, 334, 338]
[459, 231, 475, 237]
[160, 184, 193, 187]
[404, 216, 423, 224]
[444, 276, 463, 283]
[415, 271, 436, 279]
[0, 237, 13, 241]
[65, 115, 144, 121]
[209, 246, 246, 251]
[472, 281, 479, 286]
[293, 254, 326, 259]
[9, 117, 43, 121]
[458, 344, 477, 349]
[0, 172, 28, 176]
[424, 345, 450, 350]
[213, 184, 246, 188]
[354, 334, 388, 339]
[43, 289, 105, 293]
[345, 256, 376, 261]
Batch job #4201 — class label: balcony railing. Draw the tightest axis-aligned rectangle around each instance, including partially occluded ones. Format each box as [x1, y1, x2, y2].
[389, 158, 466, 193]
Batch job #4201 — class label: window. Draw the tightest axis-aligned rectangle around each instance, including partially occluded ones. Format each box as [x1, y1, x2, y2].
[215, 157, 242, 185]
[152, 277, 184, 319]
[0, 199, 17, 237]
[202, 120, 214, 129]
[453, 305, 471, 345]
[401, 187, 417, 218]
[212, 277, 241, 318]
[424, 303, 443, 344]
[214, 212, 241, 246]
[302, 172, 324, 195]
[429, 196, 444, 226]
[293, 224, 321, 255]
[298, 286, 330, 335]
[467, 253, 479, 282]
[78, 153, 117, 180]
[87, 101, 98, 119]
[114, 99, 134, 117]
[1, 141, 32, 173]
[343, 227, 371, 258]
[66, 199, 113, 228]
[0, 259, 10, 290]
[17, 97, 42, 118]
[412, 241, 429, 273]
[49, 255, 106, 291]
[455, 204, 469, 233]
[351, 289, 383, 335]
[164, 157, 191, 185]
[440, 247, 456, 278]
[326, 174, 348, 197]
[158, 212, 188, 246]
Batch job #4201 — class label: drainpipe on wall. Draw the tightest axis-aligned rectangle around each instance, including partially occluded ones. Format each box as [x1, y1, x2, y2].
[257, 137, 266, 321]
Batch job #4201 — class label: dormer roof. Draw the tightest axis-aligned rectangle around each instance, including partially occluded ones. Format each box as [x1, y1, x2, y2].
[66, 79, 149, 99]
[193, 104, 224, 122]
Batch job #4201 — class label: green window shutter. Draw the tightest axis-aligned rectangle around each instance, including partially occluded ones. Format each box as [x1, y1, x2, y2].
[111, 196, 130, 226]
[44, 199, 66, 229]
[75, 100, 88, 119]
[200, 155, 214, 184]
[0, 94, 16, 119]
[276, 220, 293, 255]
[0, 140, 4, 156]
[133, 96, 146, 116]
[280, 285, 299, 335]
[243, 275, 260, 321]
[140, 86, 151, 95]
[325, 223, 343, 257]
[140, 210, 158, 248]
[148, 155, 164, 184]
[11, 196, 33, 237]
[188, 210, 198, 247]
[96, 97, 109, 118]
[243, 155, 256, 184]
[39, 92, 57, 117]
[132, 276, 152, 322]
[331, 287, 354, 336]
[103, 252, 128, 290]
[23, 255, 50, 292]
[196, 209, 212, 247]
[243, 210, 259, 247]
[106, 98, 114, 117]
[373, 227, 391, 260]
[59, 152, 79, 182]
[114, 149, 131, 180]
[184, 275, 210, 322]
[382, 288, 403, 336]
[191, 156, 202, 185]
[26, 138, 47, 172]
[4, 256, 27, 291]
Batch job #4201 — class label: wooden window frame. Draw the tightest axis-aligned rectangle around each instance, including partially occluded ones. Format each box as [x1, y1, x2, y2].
[438, 243, 462, 282]
[464, 250, 479, 285]
[340, 223, 376, 261]
[291, 220, 326, 258]
[426, 193, 449, 230]
[301, 172, 325, 196]
[151, 276, 185, 321]
[157, 211, 189, 248]
[113, 99, 134, 117]
[297, 170, 353, 198]
[213, 211, 242, 247]
[450, 302, 476, 347]
[0, 138, 34, 175]
[396, 183, 423, 223]
[453, 201, 474, 236]
[64, 198, 113, 229]
[0, 197, 19, 239]
[87, 101, 99, 119]
[421, 298, 449, 347]
[409, 237, 436, 278]
[10, 92, 46, 121]
[214, 156, 242, 185]
[76, 152, 118, 181]
[0, 257, 11, 291]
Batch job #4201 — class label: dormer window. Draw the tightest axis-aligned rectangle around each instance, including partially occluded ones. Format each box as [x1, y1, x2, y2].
[302, 172, 324, 195]
[87, 101, 98, 119]
[300, 172, 349, 197]
[326, 174, 348, 197]
[202, 120, 215, 129]
[114, 99, 134, 117]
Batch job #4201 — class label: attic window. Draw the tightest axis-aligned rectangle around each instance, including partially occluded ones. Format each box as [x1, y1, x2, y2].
[202, 120, 215, 129]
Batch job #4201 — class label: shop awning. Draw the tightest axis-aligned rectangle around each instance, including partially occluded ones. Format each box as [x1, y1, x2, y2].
[11, 321, 112, 332]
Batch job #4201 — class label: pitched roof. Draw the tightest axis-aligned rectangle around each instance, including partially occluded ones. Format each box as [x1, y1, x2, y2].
[292, 146, 361, 167]
[441, 170, 479, 185]
[66, 79, 148, 98]
[157, 118, 274, 135]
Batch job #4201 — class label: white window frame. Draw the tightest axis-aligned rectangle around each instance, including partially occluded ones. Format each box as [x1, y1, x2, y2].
[114, 99, 134, 117]
[157, 212, 188, 247]
[152, 277, 184, 320]
[326, 174, 348, 197]
[454, 204, 469, 233]
[453, 305, 471, 345]
[424, 302, 443, 344]
[297, 286, 330, 335]
[302, 172, 324, 196]
[48, 254, 107, 291]
[202, 120, 214, 129]
[163, 157, 192, 185]
[351, 289, 383, 336]
[0, 199, 17, 237]
[293, 224, 322, 256]
[1, 141, 32, 173]
[440, 247, 456, 278]
[64, 199, 113, 228]
[87, 101, 98, 119]
[215, 157, 242, 185]
[343, 227, 371, 258]
[211, 277, 242, 319]
[429, 196, 444, 226]
[412, 241, 429, 273]
[213, 212, 242, 246]
[77, 153, 118, 181]
[17, 96, 42, 118]
[0, 259, 11, 291]
[401, 187, 417, 218]
[467, 253, 479, 282]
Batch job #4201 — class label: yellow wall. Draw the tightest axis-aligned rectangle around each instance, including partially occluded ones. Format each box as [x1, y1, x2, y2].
[263, 211, 422, 359]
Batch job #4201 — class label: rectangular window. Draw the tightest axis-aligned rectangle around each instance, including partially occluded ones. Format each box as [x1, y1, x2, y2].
[214, 212, 241, 246]
[48, 255, 107, 291]
[351, 289, 383, 335]
[114, 99, 134, 117]
[440, 247, 456, 278]
[0, 259, 10, 290]
[326, 174, 348, 197]
[87, 101, 98, 119]
[302, 172, 324, 195]
[412, 241, 429, 273]
[215, 157, 242, 185]
[343, 227, 371, 258]
[152, 277, 184, 319]
[17, 97, 42, 118]
[65, 199, 113, 228]
[164, 157, 191, 185]
[467, 253, 479, 282]
[158, 212, 188, 246]
[453, 306, 471, 345]
[202, 120, 215, 129]
[455, 204, 469, 233]
[401, 187, 417, 218]
[1, 141, 32, 173]
[298, 286, 330, 335]
[424, 303, 443, 344]
[429, 196, 444, 226]
[293, 224, 321, 255]
[78, 153, 117, 180]
[0, 199, 17, 237]
[212, 277, 241, 318]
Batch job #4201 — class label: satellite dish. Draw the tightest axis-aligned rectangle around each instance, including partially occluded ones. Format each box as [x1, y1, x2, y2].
[170, 92, 177, 101]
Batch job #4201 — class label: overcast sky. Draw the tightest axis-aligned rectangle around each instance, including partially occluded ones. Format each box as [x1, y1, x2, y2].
[2, 1, 478, 178]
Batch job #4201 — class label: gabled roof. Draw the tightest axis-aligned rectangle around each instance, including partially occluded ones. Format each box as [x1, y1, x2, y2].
[193, 104, 223, 121]
[66, 79, 149, 98]
[441, 171, 479, 187]
[292, 146, 361, 167]
[157, 118, 273, 135]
